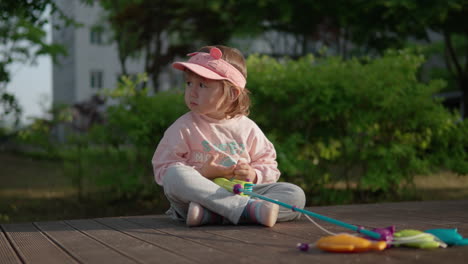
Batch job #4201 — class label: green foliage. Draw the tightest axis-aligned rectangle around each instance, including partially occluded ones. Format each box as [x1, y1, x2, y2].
[247, 49, 467, 196]
[16, 103, 72, 158]
[0, 90, 22, 128]
[96, 73, 187, 147]
[98, 0, 275, 92]
[429, 119, 468, 175]
[61, 74, 187, 197]
[13, 50, 468, 205]
[0, 0, 71, 130]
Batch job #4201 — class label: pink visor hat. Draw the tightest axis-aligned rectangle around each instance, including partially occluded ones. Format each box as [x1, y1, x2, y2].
[172, 47, 246, 89]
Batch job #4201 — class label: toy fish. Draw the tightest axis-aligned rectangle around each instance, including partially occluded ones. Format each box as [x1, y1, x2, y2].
[424, 229, 468, 246]
[392, 229, 446, 249]
[316, 234, 387, 253]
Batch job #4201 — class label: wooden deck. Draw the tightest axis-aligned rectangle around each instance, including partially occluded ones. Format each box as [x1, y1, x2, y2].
[1, 199, 467, 263]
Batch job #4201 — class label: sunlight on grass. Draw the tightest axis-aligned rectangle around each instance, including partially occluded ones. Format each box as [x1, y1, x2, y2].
[0, 152, 72, 190]
[0, 152, 77, 199]
[321, 171, 468, 201]
[413, 171, 468, 200]
[414, 171, 468, 188]
[0, 152, 467, 223]
[0, 188, 77, 199]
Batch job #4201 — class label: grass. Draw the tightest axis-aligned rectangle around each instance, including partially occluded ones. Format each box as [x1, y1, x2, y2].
[0, 152, 169, 223]
[413, 171, 468, 200]
[0, 152, 74, 198]
[321, 171, 468, 202]
[1, 151, 467, 224]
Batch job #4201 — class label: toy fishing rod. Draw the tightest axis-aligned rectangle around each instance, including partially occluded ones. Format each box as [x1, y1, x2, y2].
[214, 178, 382, 240]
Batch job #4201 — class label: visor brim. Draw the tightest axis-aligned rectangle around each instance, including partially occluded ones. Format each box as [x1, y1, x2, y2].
[172, 62, 227, 81]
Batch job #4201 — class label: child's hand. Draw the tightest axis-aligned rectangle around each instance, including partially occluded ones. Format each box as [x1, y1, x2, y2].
[233, 159, 257, 183]
[199, 154, 235, 179]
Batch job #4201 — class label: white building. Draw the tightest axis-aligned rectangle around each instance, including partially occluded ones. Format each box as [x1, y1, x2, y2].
[51, 0, 175, 106]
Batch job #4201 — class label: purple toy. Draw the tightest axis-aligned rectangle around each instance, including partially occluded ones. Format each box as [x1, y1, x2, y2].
[371, 226, 395, 243]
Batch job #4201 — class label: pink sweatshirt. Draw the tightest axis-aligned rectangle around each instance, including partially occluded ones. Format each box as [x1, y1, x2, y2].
[152, 111, 280, 185]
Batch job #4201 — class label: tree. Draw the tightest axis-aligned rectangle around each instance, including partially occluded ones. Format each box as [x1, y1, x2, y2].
[254, 0, 468, 117]
[0, 0, 68, 125]
[348, 0, 468, 118]
[99, 0, 266, 93]
[257, 1, 341, 57]
[102, 0, 192, 92]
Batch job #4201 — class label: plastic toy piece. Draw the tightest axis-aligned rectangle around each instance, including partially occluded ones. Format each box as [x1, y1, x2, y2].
[213, 178, 253, 196]
[296, 243, 310, 252]
[424, 229, 468, 246]
[369, 226, 395, 243]
[393, 229, 446, 249]
[316, 234, 387, 253]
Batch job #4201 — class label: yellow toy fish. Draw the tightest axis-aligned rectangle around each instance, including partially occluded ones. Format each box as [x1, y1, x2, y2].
[316, 234, 387, 253]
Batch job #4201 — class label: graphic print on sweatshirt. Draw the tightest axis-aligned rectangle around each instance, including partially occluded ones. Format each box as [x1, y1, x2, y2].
[192, 140, 246, 167]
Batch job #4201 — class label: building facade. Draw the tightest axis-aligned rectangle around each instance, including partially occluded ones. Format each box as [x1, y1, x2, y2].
[52, 0, 174, 106]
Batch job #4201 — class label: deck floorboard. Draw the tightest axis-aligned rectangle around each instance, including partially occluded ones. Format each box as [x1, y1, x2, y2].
[1, 200, 467, 263]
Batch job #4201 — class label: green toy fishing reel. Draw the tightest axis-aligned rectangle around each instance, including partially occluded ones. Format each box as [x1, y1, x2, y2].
[213, 178, 254, 196]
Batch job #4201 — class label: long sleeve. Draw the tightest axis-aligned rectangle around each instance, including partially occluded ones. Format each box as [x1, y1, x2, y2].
[248, 127, 281, 184]
[152, 124, 189, 185]
[151, 112, 281, 185]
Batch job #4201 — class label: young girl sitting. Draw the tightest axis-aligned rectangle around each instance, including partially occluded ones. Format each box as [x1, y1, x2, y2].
[152, 45, 305, 227]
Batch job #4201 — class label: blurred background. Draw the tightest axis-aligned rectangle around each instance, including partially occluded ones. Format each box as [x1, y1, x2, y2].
[1, 0, 467, 223]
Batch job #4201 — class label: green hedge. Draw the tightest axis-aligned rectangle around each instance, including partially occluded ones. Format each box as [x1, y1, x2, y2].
[14, 51, 468, 203]
[248, 49, 467, 197]
[62, 74, 188, 197]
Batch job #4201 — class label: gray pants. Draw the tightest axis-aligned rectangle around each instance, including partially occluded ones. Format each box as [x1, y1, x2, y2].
[162, 165, 306, 224]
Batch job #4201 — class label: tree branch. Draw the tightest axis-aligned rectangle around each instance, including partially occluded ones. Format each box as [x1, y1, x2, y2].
[443, 30, 462, 77]
[465, 30, 468, 75]
[444, 44, 455, 77]
[343, 26, 350, 59]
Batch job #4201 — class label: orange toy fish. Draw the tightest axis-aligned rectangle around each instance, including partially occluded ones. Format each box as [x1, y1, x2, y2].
[317, 234, 387, 253]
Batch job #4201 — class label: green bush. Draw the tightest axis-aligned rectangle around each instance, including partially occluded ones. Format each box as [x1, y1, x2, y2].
[429, 119, 468, 175]
[15, 103, 72, 159]
[14, 51, 467, 204]
[63, 74, 187, 197]
[247, 49, 467, 196]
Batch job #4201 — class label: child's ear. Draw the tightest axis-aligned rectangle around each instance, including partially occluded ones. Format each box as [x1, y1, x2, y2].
[230, 87, 241, 102]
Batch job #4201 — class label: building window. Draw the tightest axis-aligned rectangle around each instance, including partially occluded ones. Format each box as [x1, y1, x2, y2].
[90, 70, 103, 89]
[90, 29, 103, 45]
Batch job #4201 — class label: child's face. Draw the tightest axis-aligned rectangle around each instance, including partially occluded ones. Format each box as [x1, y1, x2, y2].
[184, 71, 226, 119]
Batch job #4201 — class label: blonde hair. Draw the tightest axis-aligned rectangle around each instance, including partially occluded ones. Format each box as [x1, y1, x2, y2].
[199, 45, 251, 117]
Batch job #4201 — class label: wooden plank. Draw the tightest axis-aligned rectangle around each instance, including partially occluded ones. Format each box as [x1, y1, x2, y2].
[203, 216, 468, 264]
[1, 200, 466, 264]
[273, 202, 468, 264]
[126, 202, 468, 264]
[126, 216, 328, 264]
[34, 221, 138, 264]
[311, 200, 468, 221]
[300, 201, 468, 232]
[65, 219, 192, 264]
[125, 216, 278, 264]
[202, 223, 334, 263]
[289, 203, 468, 240]
[95, 217, 235, 263]
[0, 227, 21, 264]
[2, 223, 77, 264]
